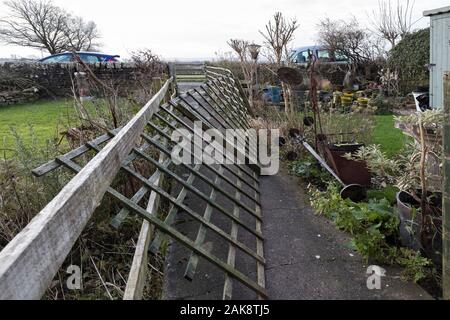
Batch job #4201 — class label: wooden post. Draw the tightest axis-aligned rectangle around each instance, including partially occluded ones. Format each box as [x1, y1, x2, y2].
[168, 62, 179, 96]
[443, 72, 450, 300]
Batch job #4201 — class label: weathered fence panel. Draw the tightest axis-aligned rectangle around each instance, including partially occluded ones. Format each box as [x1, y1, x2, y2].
[0, 68, 266, 300]
[0, 79, 172, 300]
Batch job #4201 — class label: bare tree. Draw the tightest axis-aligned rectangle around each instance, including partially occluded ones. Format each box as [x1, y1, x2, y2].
[396, 0, 415, 37]
[318, 18, 372, 65]
[259, 12, 298, 114]
[0, 0, 101, 54]
[228, 39, 252, 82]
[318, 17, 384, 88]
[228, 39, 260, 108]
[130, 49, 166, 103]
[62, 17, 100, 52]
[369, 0, 415, 48]
[260, 12, 298, 65]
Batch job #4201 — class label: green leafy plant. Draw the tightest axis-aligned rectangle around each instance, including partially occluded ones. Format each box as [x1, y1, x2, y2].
[368, 94, 394, 115]
[288, 157, 332, 187]
[351, 227, 386, 262]
[367, 186, 400, 205]
[308, 182, 433, 283]
[309, 184, 399, 262]
[395, 248, 432, 283]
[310, 184, 398, 236]
[320, 112, 375, 146]
[344, 144, 400, 187]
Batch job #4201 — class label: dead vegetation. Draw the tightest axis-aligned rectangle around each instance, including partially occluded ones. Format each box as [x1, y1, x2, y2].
[0, 50, 171, 300]
[260, 12, 299, 115]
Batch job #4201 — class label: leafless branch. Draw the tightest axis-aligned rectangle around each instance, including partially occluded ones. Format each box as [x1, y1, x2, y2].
[368, 0, 415, 48]
[0, 0, 101, 54]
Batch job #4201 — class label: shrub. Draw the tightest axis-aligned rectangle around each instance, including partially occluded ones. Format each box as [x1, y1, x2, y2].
[288, 155, 332, 188]
[388, 28, 430, 95]
[308, 183, 432, 282]
[320, 112, 375, 146]
[207, 60, 280, 85]
[0, 127, 67, 249]
[369, 94, 395, 115]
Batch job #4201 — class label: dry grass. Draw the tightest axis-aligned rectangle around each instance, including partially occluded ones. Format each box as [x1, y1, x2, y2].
[0, 57, 171, 299]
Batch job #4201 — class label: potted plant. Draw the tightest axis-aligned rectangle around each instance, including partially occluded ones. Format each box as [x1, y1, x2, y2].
[395, 110, 443, 265]
[318, 112, 374, 187]
[323, 140, 371, 186]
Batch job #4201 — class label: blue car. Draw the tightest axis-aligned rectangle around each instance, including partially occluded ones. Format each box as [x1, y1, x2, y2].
[40, 52, 120, 64]
[290, 46, 348, 66]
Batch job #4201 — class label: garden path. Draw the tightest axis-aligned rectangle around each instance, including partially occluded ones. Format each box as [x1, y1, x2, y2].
[261, 166, 432, 300]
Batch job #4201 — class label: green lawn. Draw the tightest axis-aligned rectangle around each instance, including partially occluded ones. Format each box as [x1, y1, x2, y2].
[373, 115, 409, 158]
[1, 100, 409, 161]
[0, 99, 76, 157]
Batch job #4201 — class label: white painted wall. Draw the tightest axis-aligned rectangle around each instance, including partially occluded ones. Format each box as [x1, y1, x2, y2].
[429, 12, 450, 108]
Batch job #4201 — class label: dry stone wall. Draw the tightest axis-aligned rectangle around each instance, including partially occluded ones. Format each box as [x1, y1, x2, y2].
[0, 62, 166, 106]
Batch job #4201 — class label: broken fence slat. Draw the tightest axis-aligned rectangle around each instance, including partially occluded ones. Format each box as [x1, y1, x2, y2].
[0, 78, 172, 300]
[223, 169, 242, 300]
[124, 130, 168, 300]
[109, 121, 177, 229]
[148, 164, 201, 254]
[31, 129, 119, 177]
[184, 166, 224, 280]
[54, 156, 268, 299]
[154, 107, 260, 189]
[4, 67, 266, 300]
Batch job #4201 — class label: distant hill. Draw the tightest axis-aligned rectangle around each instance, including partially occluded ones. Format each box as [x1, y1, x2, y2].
[0, 57, 36, 63]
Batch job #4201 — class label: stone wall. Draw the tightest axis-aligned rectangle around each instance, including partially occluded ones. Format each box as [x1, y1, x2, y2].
[0, 62, 168, 107]
[0, 87, 40, 106]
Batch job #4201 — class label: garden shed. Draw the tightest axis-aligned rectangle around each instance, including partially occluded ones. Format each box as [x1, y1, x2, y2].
[424, 6, 450, 108]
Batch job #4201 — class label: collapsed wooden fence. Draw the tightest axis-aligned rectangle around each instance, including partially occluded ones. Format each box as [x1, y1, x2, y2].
[0, 66, 266, 300]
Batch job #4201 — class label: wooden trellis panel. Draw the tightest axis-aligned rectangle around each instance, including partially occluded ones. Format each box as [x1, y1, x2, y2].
[0, 68, 266, 300]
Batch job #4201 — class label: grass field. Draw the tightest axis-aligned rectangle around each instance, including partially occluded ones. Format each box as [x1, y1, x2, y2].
[373, 115, 410, 158]
[1, 100, 409, 160]
[0, 99, 76, 157]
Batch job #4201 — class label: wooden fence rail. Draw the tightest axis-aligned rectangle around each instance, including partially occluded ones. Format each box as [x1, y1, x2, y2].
[0, 78, 172, 300]
[0, 68, 266, 300]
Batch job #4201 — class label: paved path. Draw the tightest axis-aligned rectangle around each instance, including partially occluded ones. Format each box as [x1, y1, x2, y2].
[160, 85, 432, 299]
[177, 81, 204, 94]
[261, 166, 432, 300]
[163, 164, 432, 300]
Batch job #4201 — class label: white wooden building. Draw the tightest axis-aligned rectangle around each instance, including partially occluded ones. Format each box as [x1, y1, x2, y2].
[424, 6, 450, 108]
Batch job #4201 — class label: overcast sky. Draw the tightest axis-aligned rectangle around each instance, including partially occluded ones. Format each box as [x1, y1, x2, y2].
[0, 0, 448, 60]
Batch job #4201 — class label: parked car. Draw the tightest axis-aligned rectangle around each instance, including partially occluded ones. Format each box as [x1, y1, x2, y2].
[290, 46, 348, 66]
[39, 52, 120, 64]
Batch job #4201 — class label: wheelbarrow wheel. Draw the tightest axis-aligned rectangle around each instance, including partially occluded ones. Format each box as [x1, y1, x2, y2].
[340, 184, 367, 202]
